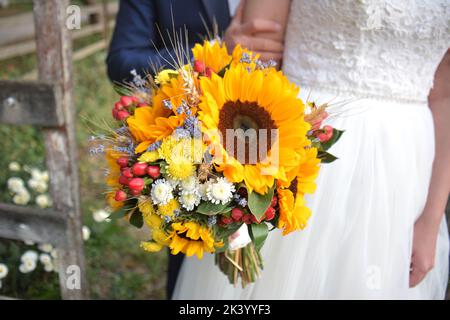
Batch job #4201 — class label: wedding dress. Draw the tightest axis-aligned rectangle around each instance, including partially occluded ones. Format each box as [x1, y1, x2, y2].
[173, 0, 450, 299]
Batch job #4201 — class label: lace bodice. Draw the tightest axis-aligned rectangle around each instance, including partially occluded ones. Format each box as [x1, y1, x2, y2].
[283, 0, 450, 103]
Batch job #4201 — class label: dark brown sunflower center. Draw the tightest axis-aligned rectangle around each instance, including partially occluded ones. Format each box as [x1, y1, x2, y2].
[288, 177, 298, 199]
[218, 100, 277, 164]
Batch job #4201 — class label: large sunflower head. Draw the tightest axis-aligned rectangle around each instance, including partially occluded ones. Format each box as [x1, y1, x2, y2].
[277, 148, 321, 235]
[168, 221, 223, 259]
[192, 40, 231, 73]
[198, 64, 311, 194]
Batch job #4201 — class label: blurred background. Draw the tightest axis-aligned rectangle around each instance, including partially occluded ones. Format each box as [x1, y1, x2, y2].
[0, 0, 448, 300]
[0, 0, 166, 299]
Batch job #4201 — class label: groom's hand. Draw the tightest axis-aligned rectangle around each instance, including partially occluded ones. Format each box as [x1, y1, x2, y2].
[224, 1, 284, 66]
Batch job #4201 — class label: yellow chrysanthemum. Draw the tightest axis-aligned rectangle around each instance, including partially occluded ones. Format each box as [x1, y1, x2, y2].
[198, 64, 311, 194]
[154, 69, 178, 85]
[157, 198, 180, 216]
[140, 241, 164, 252]
[138, 150, 160, 163]
[192, 40, 231, 73]
[277, 148, 320, 235]
[138, 197, 163, 228]
[166, 158, 196, 180]
[160, 135, 204, 164]
[168, 221, 223, 259]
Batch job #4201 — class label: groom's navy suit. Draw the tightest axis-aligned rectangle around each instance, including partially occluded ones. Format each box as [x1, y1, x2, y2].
[106, 0, 232, 298]
[107, 0, 231, 83]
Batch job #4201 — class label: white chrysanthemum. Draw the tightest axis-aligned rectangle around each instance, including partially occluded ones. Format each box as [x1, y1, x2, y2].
[82, 226, 91, 241]
[39, 253, 52, 265]
[8, 162, 21, 171]
[7, 177, 25, 193]
[179, 190, 201, 211]
[21, 250, 38, 263]
[19, 259, 36, 274]
[206, 177, 235, 205]
[38, 243, 53, 253]
[180, 175, 199, 193]
[165, 177, 180, 188]
[13, 190, 31, 205]
[0, 263, 8, 279]
[92, 209, 111, 223]
[150, 179, 174, 205]
[35, 194, 51, 208]
[198, 181, 211, 201]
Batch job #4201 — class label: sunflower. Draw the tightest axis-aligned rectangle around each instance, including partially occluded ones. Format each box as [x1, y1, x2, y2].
[192, 40, 231, 73]
[277, 148, 321, 235]
[198, 64, 311, 194]
[168, 221, 223, 259]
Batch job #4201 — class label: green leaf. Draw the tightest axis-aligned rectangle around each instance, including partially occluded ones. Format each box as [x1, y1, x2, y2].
[113, 84, 130, 96]
[250, 223, 269, 251]
[247, 185, 275, 221]
[129, 211, 144, 228]
[108, 205, 132, 220]
[321, 129, 345, 151]
[196, 201, 231, 216]
[317, 151, 338, 163]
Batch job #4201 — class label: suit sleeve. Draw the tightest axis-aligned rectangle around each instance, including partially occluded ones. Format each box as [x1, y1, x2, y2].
[106, 0, 175, 83]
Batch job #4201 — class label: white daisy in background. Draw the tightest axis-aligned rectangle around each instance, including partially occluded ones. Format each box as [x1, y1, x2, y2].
[38, 243, 53, 253]
[0, 263, 8, 279]
[43, 263, 54, 273]
[24, 240, 35, 246]
[21, 250, 38, 263]
[27, 178, 47, 193]
[150, 179, 174, 205]
[7, 177, 25, 193]
[207, 177, 235, 205]
[179, 190, 201, 211]
[12, 189, 31, 205]
[8, 162, 21, 171]
[50, 249, 58, 259]
[19, 259, 37, 274]
[92, 208, 111, 223]
[39, 253, 52, 265]
[179, 175, 199, 193]
[35, 194, 51, 208]
[0, 263, 8, 289]
[82, 226, 91, 241]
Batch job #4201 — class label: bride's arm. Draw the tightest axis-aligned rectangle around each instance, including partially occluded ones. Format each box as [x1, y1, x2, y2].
[410, 49, 450, 287]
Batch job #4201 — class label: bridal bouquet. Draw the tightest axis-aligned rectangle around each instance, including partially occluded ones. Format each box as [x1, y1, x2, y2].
[98, 39, 343, 287]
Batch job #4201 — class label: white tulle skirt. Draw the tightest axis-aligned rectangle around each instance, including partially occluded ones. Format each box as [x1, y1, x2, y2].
[173, 88, 449, 300]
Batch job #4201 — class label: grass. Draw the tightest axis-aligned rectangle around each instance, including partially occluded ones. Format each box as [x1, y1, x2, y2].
[0, 37, 167, 299]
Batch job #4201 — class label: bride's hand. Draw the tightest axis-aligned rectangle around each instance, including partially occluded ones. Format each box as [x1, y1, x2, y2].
[223, 1, 284, 64]
[409, 214, 440, 287]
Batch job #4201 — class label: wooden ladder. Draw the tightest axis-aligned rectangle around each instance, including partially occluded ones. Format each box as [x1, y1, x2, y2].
[0, 0, 88, 299]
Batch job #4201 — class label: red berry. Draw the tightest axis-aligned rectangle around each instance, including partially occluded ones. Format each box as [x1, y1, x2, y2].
[137, 102, 148, 108]
[250, 214, 261, 224]
[146, 165, 161, 179]
[132, 162, 148, 176]
[242, 214, 253, 224]
[114, 190, 127, 202]
[271, 196, 278, 207]
[205, 67, 213, 78]
[131, 96, 139, 104]
[220, 216, 233, 225]
[114, 102, 123, 110]
[116, 110, 130, 121]
[265, 207, 276, 221]
[231, 208, 244, 221]
[317, 132, 330, 142]
[122, 167, 133, 179]
[120, 96, 133, 107]
[193, 60, 205, 73]
[129, 189, 142, 196]
[323, 125, 333, 134]
[118, 174, 130, 186]
[116, 157, 129, 168]
[128, 178, 145, 191]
